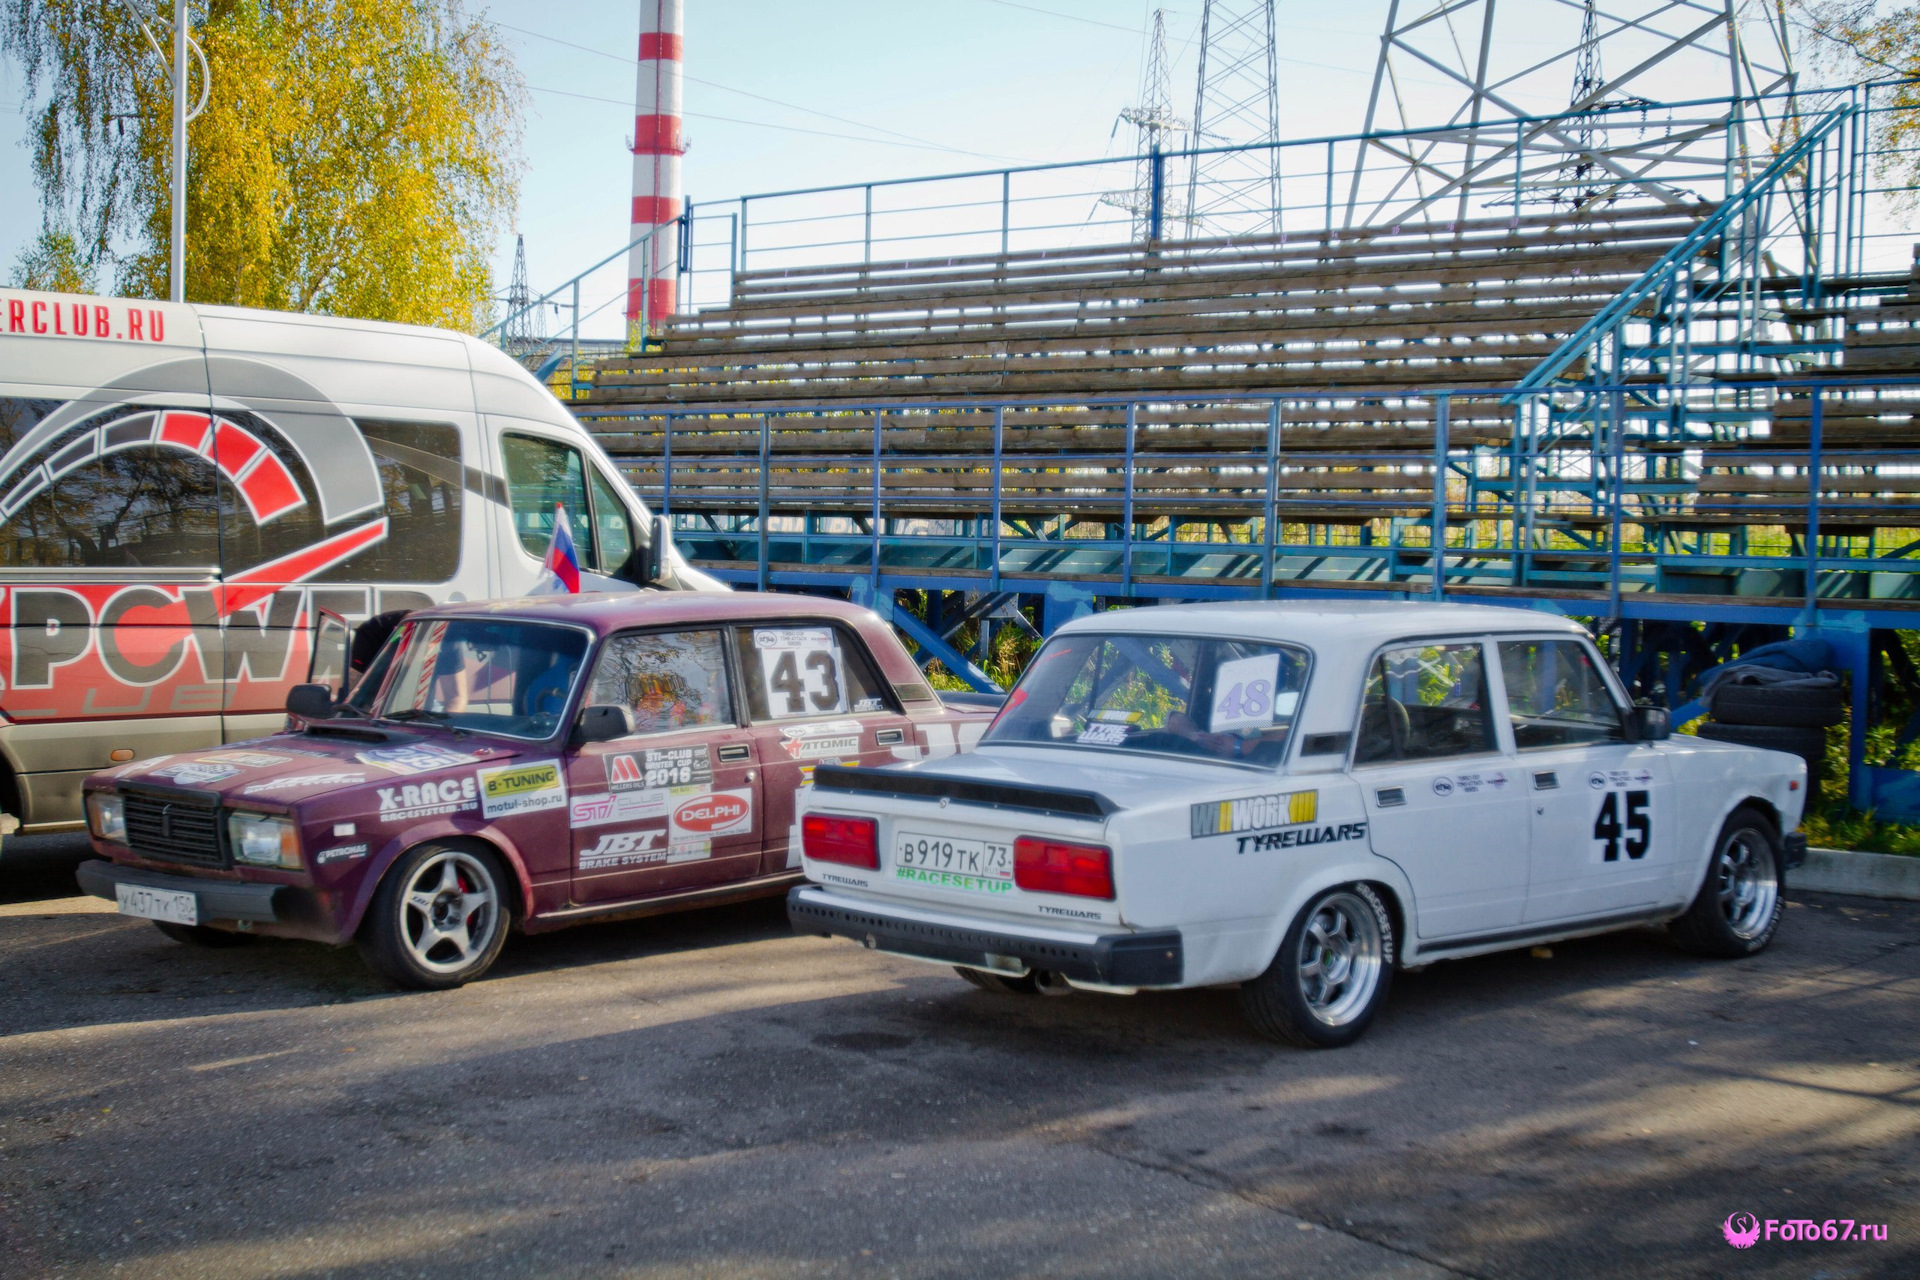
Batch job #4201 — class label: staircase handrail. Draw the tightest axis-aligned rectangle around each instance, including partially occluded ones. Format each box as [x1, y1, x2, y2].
[1512, 103, 1859, 394]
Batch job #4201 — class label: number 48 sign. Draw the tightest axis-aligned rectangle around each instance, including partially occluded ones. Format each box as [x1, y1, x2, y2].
[754, 628, 848, 718]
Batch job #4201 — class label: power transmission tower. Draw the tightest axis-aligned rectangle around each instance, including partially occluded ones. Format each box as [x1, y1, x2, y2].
[1346, 0, 1795, 228]
[502, 234, 544, 354]
[1183, 0, 1280, 241]
[1100, 9, 1189, 241]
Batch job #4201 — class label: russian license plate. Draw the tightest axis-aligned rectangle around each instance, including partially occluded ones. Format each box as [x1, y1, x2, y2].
[893, 831, 1014, 893]
[113, 883, 199, 926]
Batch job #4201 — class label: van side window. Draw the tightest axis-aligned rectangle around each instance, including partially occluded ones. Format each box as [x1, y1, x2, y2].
[502, 433, 596, 568]
[312, 421, 463, 585]
[588, 467, 637, 580]
[1355, 642, 1497, 765]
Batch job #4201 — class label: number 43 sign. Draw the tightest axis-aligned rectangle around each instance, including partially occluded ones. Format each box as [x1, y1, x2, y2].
[755, 628, 848, 718]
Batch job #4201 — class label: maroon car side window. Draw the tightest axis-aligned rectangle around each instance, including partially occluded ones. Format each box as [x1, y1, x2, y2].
[586, 630, 734, 736]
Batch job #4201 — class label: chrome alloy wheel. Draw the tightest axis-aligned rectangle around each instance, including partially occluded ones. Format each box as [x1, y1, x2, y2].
[399, 849, 501, 975]
[1715, 828, 1779, 941]
[1295, 891, 1385, 1026]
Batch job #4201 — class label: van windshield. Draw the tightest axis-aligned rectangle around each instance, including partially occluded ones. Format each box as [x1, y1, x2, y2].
[984, 632, 1310, 767]
[377, 618, 589, 740]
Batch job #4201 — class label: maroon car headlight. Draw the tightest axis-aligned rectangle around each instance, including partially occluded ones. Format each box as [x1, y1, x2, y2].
[227, 810, 302, 869]
[86, 793, 126, 844]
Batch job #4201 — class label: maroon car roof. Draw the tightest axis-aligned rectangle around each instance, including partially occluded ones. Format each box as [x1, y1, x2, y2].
[413, 590, 882, 638]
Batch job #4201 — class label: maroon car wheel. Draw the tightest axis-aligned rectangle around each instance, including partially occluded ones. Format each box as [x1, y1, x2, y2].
[357, 843, 511, 989]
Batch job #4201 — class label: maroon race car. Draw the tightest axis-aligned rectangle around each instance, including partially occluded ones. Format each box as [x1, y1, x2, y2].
[75, 593, 994, 987]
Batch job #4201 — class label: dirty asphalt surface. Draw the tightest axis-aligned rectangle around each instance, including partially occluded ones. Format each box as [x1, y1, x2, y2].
[1, 832, 1915, 1279]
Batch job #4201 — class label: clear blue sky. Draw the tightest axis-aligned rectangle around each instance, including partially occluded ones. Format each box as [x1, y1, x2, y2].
[0, 0, 1870, 329]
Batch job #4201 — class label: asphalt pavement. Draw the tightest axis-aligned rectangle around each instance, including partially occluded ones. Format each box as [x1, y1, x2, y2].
[1, 832, 1915, 1279]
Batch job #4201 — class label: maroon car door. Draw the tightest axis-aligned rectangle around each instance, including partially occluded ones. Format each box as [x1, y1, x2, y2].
[730, 622, 916, 875]
[565, 628, 763, 906]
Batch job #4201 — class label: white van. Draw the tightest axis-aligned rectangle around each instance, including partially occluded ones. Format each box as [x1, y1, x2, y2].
[0, 288, 720, 831]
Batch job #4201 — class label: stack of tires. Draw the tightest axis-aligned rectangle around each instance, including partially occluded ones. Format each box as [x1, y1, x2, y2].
[1696, 674, 1844, 802]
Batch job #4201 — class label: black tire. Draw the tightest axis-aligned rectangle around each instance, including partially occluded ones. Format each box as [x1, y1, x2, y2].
[1669, 805, 1784, 957]
[1707, 682, 1845, 729]
[154, 921, 258, 948]
[356, 843, 511, 990]
[1240, 884, 1395, 1049]
[954, 966, 1041, 995]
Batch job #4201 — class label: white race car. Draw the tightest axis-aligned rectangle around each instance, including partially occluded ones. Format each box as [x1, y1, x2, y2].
[788, 602, 1808, 1048]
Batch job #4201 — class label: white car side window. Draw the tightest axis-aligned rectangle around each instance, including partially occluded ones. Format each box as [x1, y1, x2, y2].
[1355, 642, 1497, 765]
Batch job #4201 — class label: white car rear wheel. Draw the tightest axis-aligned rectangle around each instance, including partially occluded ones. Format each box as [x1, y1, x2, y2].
[1241, 884, 1394, 1048]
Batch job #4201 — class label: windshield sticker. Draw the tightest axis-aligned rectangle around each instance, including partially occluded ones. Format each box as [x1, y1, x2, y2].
[1237, 823, 1368, 854]
[478, 761, 566, 819]
[149, 761, 241, 785]
[671, 788, 752, 838]
[241, 771, 366, 795]
[569, 788, 669, 828]
[578, 825, 670, 870]
[754, 627, 849, 719]
[356, 745, 481, 776]
[1207, 652, 1281, 732]
[376, 776, 478, 821]
[197, 750, 292, 769]
[1077, 722, 1130, 747]
[1191, 789, 1318, 838]
[607, 746, 711, 790]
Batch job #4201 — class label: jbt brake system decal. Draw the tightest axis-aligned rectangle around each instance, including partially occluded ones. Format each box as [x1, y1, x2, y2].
[0, 353, 398, 721]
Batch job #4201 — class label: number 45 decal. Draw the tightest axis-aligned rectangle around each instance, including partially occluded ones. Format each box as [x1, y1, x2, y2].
[1593, 790, 1651, 861]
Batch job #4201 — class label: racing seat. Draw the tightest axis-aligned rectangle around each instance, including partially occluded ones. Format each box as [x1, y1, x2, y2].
[521, 661, 573, 719]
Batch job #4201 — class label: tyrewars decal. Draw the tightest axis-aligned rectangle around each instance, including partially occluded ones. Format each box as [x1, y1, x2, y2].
[1236, 822, 1368, 854]
[376, 775, 477, 822]
[1191, 789, 1317, 838]
[478, 761, 566, 819]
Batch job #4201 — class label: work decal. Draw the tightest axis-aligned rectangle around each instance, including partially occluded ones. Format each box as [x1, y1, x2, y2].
[478, 760, 567, 820]
[779, 719, 862, 760]
[0, 353, 400, 725]
[241, 771, 366, 796]
[1430, 770, 1511, 798]
[605, 744, 710, 790]
[375, 774, 477, 822]
[569, 788, 669, 829]
[1191, 789, 1318, 838]
[754, 627, 847, 719]
[356, 745, 481, 776]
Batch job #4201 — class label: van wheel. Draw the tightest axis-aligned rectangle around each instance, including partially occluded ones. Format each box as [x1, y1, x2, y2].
[154, 921, 257, 948]
[1669, 807, 1783, 958]
[1240, 884, 1394, 1049]
[954, 966, 1041, 995]
[357, 843, 510, 990]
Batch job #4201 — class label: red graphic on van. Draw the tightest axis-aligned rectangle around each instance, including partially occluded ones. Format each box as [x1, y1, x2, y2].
[672, 791, 751, 835]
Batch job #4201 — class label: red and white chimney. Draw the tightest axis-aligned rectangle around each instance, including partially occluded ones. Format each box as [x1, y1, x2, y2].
[627, 0, 683, 332]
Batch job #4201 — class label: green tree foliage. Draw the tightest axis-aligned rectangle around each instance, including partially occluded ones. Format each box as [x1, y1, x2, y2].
[2, 1, 523, 328]
[1797, 2, 1920, 200]
[7, 226, 98, 292]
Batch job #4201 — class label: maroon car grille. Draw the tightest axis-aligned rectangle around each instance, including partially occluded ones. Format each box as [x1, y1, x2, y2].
[122, 792, 225, 868]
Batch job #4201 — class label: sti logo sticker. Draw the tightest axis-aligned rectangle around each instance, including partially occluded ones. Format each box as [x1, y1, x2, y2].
[671, 789, 752, 837]
[1190, 789, 1317, 838]
[478, 761, 566, 819]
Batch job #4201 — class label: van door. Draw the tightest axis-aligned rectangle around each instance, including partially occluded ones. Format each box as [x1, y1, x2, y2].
[200, 316, 481, 744]
[491, 423, 651, 596]
[0, 291, 224, 826]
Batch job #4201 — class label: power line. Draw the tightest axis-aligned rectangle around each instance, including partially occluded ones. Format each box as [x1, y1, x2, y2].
[499, 21, 1024, 163]
[975, 0, 1143, 34]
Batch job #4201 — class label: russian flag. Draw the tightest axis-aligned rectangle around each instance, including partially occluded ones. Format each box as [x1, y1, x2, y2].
[535, 503, 582, 594]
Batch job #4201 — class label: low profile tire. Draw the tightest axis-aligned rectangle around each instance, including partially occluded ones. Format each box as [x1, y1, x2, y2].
[357, 843, 511, 990]
[1707, 682, 1845, 729]
[1669, 806, 1784, 958]
[1240, 884, 1394, 1049]
[154, 921, 257, 948]
[954, 966, 1042, 995]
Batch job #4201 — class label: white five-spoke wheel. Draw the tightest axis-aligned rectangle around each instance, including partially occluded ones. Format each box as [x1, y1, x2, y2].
[1241, 883, 1395, 1048]
[1670, 806, 1784, 958]
[358, 843, 511, 989]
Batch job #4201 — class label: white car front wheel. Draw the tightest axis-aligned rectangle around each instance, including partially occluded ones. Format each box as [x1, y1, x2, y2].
[1241, 884, 1394, 1048]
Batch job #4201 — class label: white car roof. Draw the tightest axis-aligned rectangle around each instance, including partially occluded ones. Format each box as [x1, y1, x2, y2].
[1054, 600, 1588, 648]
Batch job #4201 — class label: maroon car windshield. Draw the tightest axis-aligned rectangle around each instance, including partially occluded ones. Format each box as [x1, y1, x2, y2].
[377, 618, 589, 740]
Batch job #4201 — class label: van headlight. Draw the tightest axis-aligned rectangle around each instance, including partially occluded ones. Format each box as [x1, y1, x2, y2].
[86, 793, 126, 843]
[228, 811, 301, 869]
